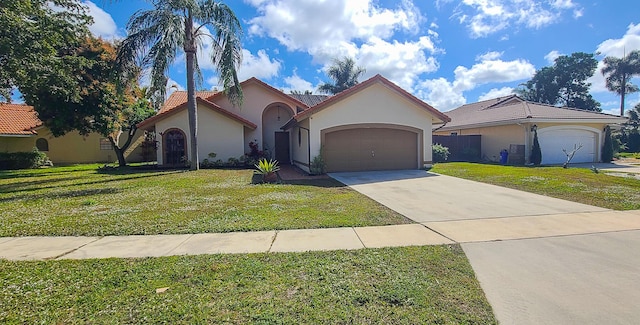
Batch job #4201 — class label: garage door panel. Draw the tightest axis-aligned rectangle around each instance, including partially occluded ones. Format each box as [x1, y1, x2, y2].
[539, 129, 596, 165]
[324, 128, 418, 172]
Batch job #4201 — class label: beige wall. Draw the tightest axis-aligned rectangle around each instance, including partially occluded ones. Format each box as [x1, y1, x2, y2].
[155, 105, 245, 165]
[211, 82, 300, 151]
[435, 124, 527, 162]
[290, 119, 311, 172]
[0, 128, 146, 164]
[435, 122, 609, 163]
[307, 82, 435, 170]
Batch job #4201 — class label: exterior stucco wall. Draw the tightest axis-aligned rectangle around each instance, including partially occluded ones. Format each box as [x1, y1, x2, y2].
[0, 128, 146, 164]
[211, 82, 300, 151]
[436, 124, 527, 162]
[290, 118, 311, 172]
[155, 105, 244, 165]
[307, 83, 435, 169]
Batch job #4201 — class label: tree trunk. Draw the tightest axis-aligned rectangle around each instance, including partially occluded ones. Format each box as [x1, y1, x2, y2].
[185, 10, 199, 170]
[108, 137, 127, 167]
[620, 73, 626, 117]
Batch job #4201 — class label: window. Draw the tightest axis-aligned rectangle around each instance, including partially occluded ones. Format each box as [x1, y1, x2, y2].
[450, 132, 458, 136]
[100, 138, 113, 150]
[35, 138, 49, 151]
[298, 129, 302, 146]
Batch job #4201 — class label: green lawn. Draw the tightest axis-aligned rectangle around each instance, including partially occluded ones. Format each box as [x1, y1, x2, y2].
[0, 246, 496, 324]
[0, 165, 410, 237]
[432, 162, 640, 210]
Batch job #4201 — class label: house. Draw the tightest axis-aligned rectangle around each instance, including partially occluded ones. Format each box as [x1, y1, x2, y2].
[138, 74, 450, 172]
[434, 95, 627, 165]
[0, 103, 146, 164]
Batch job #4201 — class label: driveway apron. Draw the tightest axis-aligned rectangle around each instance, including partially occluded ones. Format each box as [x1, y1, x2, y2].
[330, 170, 640, 324]
[330, 170, 607, 223]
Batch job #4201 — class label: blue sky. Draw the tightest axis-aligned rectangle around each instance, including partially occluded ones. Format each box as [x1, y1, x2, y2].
[84, 0, 640, 114]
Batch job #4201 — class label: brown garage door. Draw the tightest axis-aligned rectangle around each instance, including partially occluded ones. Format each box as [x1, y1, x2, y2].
[324, 128, 418, 172]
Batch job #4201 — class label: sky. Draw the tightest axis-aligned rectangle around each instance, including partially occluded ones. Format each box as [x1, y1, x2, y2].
[83, 0, 640, 115]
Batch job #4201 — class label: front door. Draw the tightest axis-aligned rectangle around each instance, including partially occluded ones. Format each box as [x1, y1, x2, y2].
[274, 131, 290, 164]
[164, 129, 186, 165]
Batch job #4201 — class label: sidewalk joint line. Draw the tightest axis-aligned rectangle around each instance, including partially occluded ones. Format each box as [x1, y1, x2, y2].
[352, 227, 367, 248]
[50, 236, 104, 260]
[419, 224, 457, 243]
[165, 234, 195, 255]
[267, 231, 279, 252]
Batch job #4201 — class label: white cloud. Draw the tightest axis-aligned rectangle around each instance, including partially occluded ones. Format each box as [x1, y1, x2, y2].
[415, 53, 534, 111]
[236, 49, 281, 81]
[452, 54, 535, 91]
[478, 87, 514, 101]
[83, 1, 120, 39]
[247, 0, 439, 92]
[455, 0, 582, 38]
[283, 73, 315, 93]
[589, 23, 640, 94]
[544, 50, 562, 64]
[415, 78, 466, 112]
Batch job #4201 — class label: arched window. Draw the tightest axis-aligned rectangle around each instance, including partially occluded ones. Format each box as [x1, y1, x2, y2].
[35, 138, 49, 151]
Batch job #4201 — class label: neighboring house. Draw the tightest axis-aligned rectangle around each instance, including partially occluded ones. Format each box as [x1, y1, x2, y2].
[138, 74, 450, 172]
[0, 103, 146, 164]
[434, 95, 627, 165]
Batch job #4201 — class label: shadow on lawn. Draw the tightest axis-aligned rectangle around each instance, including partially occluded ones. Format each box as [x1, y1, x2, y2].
[0, 168, 183, 198]
[0, 187, 122, 203]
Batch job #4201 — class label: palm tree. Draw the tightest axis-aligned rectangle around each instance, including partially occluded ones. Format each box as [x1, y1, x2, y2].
[116, 0, 243, 170]
[318, 57, 366, 95]
[601, 50, 640, 116]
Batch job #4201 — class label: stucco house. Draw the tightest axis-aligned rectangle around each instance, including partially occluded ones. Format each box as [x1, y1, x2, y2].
[138, 74, 450, 172]
[0, 103, 146, 164]
[434, 95, 627, 165]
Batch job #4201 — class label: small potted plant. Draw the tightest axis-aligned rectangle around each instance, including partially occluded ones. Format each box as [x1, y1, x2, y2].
[254, 158, 280, 183]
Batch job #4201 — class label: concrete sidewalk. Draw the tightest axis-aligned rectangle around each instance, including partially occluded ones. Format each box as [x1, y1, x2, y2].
[0, 224, 453, 261]
[2, 210, 640, 261]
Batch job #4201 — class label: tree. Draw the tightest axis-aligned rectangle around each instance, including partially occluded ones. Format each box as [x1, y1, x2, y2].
[0, 0, 92, 102]
[530, 129, 542, 165]
[117, 0, 243, 170]
[22, 37, 154, 166]
[601, 50, 640, 116]
[290, 90, 313, 95]
[318, 57, 366, 95]
[516, 52, 601, 111]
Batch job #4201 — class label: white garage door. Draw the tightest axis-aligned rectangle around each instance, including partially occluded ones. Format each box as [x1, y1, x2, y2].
[538, 128, 597, 165]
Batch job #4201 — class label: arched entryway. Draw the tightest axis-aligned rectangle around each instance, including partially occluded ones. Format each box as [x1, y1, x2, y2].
[163, 128, 186, 165]
[262, 103, 294, 163]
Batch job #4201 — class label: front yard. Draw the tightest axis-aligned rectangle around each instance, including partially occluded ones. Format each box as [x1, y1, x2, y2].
[432, 162, 640, 210]
[0, 165, 409, 237]
[0, 246, 496, 324]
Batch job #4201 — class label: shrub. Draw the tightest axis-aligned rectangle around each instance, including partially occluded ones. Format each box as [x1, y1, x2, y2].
[432, 144, 450, 163]
[602, 125, 614, 162]
[0, 148, 50, 170]
[530, 130, 542, 165]
[310, 154, 325, 175]
[245, 140, 268, 166]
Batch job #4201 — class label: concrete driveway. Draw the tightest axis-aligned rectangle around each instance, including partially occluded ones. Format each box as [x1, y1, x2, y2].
[330, 170, 640, 324]
[330, 169, 608, 223]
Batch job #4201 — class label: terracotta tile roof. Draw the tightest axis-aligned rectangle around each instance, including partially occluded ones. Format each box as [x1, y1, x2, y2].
[157, 91, 218, 115]
[285, 74, 451, 128]
[137, 94, 257, 130]
[0, 103, 42, 136]
[440, 95, 627, 130]
[139, 78, 314, 129]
